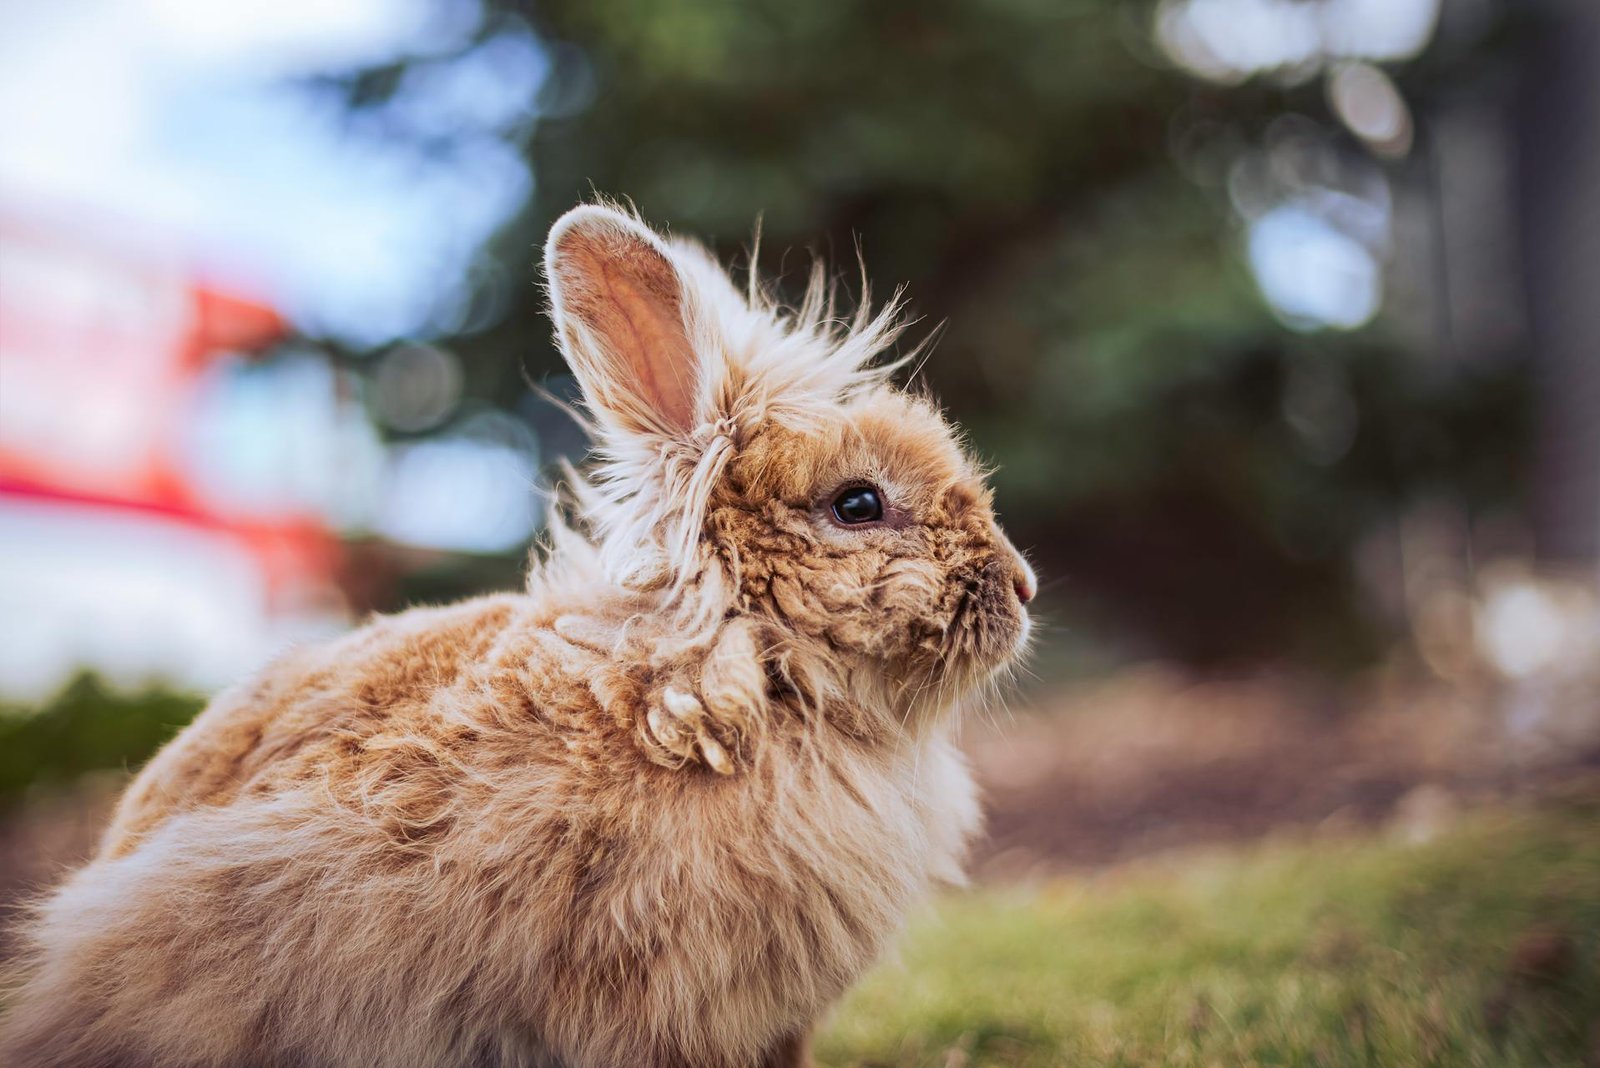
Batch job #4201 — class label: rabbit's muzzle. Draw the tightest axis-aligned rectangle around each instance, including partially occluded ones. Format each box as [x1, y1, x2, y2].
[938, 540, 1033, 672]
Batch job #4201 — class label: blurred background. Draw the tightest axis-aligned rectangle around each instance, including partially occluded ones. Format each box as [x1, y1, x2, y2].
[1, 0, 1597, 1063]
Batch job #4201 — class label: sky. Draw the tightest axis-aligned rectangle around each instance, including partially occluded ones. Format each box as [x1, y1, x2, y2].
[0, 0, 541, 344]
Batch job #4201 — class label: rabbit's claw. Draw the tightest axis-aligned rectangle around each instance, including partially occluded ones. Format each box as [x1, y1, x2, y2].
[639, 620, 766, 775]
[656, 685, 734, 775]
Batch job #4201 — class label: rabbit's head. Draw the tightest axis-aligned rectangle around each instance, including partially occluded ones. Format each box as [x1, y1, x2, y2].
[544, 203, 1033, 725]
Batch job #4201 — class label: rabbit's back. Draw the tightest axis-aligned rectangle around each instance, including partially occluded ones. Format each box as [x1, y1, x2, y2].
[2, 591, 978, 1068]
[102, 594, 531, 860]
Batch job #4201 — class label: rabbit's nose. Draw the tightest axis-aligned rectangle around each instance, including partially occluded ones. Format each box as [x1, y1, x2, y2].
[991, 527, 1037, 606]
[1011, 556, 1037, 605]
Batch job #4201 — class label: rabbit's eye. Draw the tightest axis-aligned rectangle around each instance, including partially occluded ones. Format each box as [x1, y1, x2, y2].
[831, 485, 884, 525]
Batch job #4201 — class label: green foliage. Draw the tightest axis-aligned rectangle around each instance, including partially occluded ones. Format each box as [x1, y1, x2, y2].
[0, 676, 202, 810]
[822, 796, 1600, 1066]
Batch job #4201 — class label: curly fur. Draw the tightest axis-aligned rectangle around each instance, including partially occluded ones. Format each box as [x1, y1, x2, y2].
[0, 202, 1036, 1068]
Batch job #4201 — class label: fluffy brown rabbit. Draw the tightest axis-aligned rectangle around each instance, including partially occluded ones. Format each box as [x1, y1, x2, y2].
[0, 202, 1035, 1068]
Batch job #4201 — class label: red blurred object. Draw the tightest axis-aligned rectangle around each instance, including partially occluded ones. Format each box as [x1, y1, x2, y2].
[0, 209, 339, 607]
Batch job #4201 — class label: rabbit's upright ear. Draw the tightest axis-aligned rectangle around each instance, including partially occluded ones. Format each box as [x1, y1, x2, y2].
[545, 205, 703, 437]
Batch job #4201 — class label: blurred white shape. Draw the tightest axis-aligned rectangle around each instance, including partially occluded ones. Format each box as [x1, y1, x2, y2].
[137, 0, 438, 74]
[183, 352, 387, 527]
[1157, 0, 1321, 83]
[1328, 62, 1413, 156]
[388, 31, 544, 137]
[0, 0, 539, 345]
[1157, 0, 1441, 81]
[0, 498, 344, 700]
[1320, 0, 1440, 62]
[141, 75, 532, 344]
[1477, 581, 1570, 678]
[1247, 203, 1381, 330]
[375, 428, 539, 554]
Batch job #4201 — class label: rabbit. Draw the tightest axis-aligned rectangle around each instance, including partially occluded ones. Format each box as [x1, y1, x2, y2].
[0, 201, 1036, 1068]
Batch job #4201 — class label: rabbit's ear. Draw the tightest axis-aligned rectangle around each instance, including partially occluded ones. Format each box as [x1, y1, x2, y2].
[545, 205, 702, 437]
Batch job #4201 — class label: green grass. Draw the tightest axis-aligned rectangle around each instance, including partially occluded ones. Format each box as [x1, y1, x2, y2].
[0, 675, 201, 811]
[818, 792, 1600, 1067]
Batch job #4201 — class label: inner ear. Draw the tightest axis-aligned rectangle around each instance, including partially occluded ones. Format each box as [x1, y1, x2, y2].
[547, 208, 699, 435]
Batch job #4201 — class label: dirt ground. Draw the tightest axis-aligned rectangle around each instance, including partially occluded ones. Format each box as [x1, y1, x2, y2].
[968, 664, 1600, 879]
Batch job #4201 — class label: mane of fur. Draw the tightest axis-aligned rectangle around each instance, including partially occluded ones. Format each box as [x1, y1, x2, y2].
[528, 220, 933, 775]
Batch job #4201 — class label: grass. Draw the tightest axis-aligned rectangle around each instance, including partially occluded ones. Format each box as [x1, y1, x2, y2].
[0, 675, 200, 811]
[817, 790, 1600, 1067]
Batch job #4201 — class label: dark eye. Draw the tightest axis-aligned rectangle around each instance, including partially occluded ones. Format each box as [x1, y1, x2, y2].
[831, 485, 884, 525]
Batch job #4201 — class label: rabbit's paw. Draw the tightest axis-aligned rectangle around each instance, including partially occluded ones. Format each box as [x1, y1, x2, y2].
[642, 619, 768, 775]
[646, 686, 735, 775]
